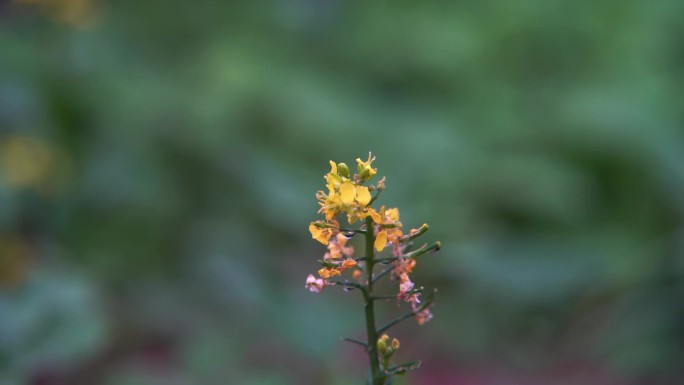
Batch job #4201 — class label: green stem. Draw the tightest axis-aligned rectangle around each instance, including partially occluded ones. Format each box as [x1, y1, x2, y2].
[369, 189, 382, 206]
[363, 216, 384, 385]
[404, 241, 441, 259]
[399, 223, 429, 243]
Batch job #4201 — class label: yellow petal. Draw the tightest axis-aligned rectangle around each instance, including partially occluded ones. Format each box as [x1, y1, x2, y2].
[326, 172, 342, 189]
[374, 231, 387, 251]
[329, 161, 337, 175]
[309, 223, 329, 245]
[386, 208, 400, 222]
[355, 185, 371, 206]
[366, 207, 382, 224]
[339, 182, 356, 205]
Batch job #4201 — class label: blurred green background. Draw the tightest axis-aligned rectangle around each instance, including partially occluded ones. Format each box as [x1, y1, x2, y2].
[1, 1, 683, 384]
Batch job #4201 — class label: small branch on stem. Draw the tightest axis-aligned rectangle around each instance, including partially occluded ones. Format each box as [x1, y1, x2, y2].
[405, 241, 441, 259]
[341, 337, 368, 349]
[400, 224, 429, 243]
[329, 280, 366, 291]
[371, 295, 397, 301]
[372, 265, 394, 284]
[377, 290, 436, 335]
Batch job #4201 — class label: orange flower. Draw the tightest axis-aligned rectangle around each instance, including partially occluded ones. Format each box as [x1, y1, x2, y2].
[340, 258, 357, 270]
[324, 233, 354, 260]
[318, 267, 341, 279]
[393, 258, 416, 275]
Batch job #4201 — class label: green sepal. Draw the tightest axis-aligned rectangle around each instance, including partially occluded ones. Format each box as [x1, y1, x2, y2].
[318, 260, 338, 268]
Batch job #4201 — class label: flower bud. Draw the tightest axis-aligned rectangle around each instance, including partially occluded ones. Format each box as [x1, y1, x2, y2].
[359, 166, 371, 180]
[356, 154, 377, 182]
[377, 177, 386, 190]
[337, 162, 350, 178]
[391, 338, 400, 350]
[377, 335, 389, 355]
[352, 270, 362, 280]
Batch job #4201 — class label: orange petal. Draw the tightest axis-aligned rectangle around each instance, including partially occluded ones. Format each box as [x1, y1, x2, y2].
[341, 258, 357, 268]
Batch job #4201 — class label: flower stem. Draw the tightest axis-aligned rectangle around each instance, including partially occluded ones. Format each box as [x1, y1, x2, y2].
[363, 216, 384, 385]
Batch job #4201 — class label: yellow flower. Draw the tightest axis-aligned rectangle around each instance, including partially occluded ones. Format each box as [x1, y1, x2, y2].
[317, 156, 378, 225]
[339, 188, 372, 224]
[356, 152, 377, 181]
[385, 208, 400, 222]
[339, 182, 372, 207]
[325, 161, 344, 191]
[370, 206, 403, 252]
[321, 190, 342, 221]
[309, 221, 337, 245]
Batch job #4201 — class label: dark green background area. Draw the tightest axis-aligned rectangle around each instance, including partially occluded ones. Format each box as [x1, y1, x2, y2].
[1, 1, 683, 384]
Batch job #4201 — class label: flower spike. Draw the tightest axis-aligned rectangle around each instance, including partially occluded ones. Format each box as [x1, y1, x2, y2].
[304, 153, 441, 385]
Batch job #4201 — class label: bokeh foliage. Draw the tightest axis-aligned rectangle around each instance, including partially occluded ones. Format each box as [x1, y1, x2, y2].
[1, 0, 683, 384]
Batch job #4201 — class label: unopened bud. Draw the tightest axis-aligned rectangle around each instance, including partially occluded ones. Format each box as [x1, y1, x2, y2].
[377, 177, 386, 190]
[337, 163, 350, 178]
[391, 338, 400, 350]
[377, 335, 388, 355]
[358, 166, 375, 181]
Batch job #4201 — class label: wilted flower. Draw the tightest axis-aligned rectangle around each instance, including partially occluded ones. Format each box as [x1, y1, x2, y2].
[305, 274, 326, 293]
[414, 306, 433, 325]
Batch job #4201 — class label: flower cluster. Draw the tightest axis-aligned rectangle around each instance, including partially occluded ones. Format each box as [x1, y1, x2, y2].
[306, 153, 436, 324]
[315, 153, 378, 225]
[304, 153, 440, 384]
